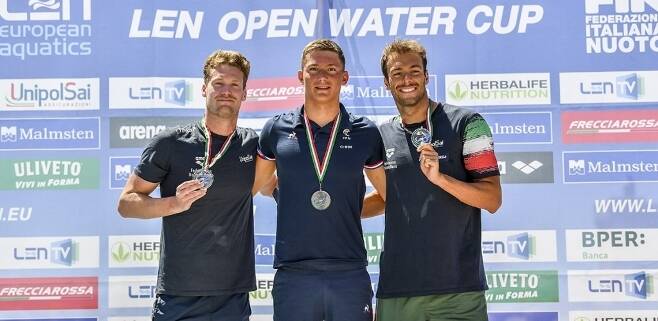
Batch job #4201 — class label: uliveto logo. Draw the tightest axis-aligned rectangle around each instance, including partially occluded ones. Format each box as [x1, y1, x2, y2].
[563, 150, 658, 183]
[0, 117, 100, 151]
[482, 230, 557, 262]
[560, 71, 658, 104]
[562, 109, 658, 144]
[0, 79, 99, 110]
[485, 270, 559, 303]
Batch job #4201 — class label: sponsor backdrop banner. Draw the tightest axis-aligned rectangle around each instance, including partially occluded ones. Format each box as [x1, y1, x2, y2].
[0, 0, 656, 320]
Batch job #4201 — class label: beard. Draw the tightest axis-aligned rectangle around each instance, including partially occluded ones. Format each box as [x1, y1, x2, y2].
[393, 90, 426, 108]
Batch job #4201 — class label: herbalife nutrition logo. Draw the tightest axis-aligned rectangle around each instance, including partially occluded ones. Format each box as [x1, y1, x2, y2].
[445, 73, 550, 106]
[109, 237, 160, 267]
[448, 81, 468, 101]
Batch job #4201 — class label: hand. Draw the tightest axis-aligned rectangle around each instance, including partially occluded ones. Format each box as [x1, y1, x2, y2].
[417, 143, 442, 185]
[170, 179, 206, 214]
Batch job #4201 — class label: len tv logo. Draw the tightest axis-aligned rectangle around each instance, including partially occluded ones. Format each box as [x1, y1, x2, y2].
[579, 73, 644, 100]
[483, 232, 534, 260]
[13, 239, 77, 266]
[588, 271, 649, 299]
[0, 126, 17, 142]
[129, 80, 193, 106]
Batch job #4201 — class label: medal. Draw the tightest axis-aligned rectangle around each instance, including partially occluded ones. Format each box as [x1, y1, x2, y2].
[303, 108, 342, 211]
[189, 119, 235, 189]
[191, 168, 214, 189]
[399, 103, 433, 149]
[410, 127, 432, 148]
[311, 190, 331, 210]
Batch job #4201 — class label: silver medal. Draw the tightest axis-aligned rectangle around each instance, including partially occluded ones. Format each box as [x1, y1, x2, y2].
[411, 127, 432, 148]
[191, 168, 214, 189]
[311, 190, 331, 210]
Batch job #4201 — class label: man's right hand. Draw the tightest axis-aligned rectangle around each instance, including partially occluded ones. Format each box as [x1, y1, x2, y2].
[170, 180, 207, 214]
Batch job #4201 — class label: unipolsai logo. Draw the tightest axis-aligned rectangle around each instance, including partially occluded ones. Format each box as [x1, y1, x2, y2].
[13, 238, 78, 266]
[0, 126, 17, 142]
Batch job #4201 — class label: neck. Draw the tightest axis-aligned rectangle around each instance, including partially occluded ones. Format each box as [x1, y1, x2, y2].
[204, 112, 237, 136]
[304, 103, 340, 127]
[398, 98, 430, 124]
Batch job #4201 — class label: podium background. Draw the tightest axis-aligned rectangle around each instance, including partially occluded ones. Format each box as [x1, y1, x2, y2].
[1, 1, 658, 320]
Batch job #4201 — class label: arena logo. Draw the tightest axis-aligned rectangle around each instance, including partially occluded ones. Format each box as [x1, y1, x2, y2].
[569, 310, 658, 321]
[562, 109, 658, 144]
[566, 229, 657, 262]
[242, 77, 304, 115]
[255, 234, 275, 266]
[496, 152, 554, 184]
[445, 73, 550, 106]
[109, 156, 139, 189]
[0, 117, 100, 151]
[108, 235, 160, 268]
[0, 79, 99, 111]
[108, 275, 157, 308]
[0, 158, 99, 190]
[108, 77, 204, 109]
[0, 276, 98, 310]
[0, 0, 93, 60]
[481, 112, 553, 144]
[560, 71, 658, 104]
[485, 270, 559, 303]
[482, 230, 557, 262]
[563, 150, 658, 183]
[584, 0, 658, 54]
[568, 269, 658, 302]
[109, 117, 197, 148]
[250, 273, 274, 306]
[0, 236, 98, 269]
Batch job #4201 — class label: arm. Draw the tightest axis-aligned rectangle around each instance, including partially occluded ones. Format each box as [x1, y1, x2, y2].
[362, 166, 386, 218]
[117, 174, 206, 219]
[418, 144, 502, 213]
[252, 157, 277, 196]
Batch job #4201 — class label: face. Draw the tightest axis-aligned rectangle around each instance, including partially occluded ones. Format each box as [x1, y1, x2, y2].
[384, 52, 429, 109]
[298, 50, 348, 106]
[202, 64, 247, 119]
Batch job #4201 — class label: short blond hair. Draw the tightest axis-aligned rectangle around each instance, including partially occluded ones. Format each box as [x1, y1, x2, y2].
[203, 50, 251, 87]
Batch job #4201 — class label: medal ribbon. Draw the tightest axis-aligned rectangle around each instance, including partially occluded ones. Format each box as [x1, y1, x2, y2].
[201, 119, 236, 169]
[303, 108, 342, 188]
[397, 103, 433, 136]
